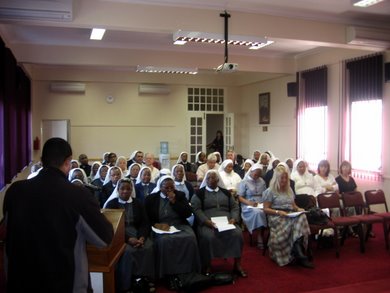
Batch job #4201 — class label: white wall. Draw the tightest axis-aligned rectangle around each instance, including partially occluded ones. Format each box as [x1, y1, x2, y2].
[238, 75, 297, 160]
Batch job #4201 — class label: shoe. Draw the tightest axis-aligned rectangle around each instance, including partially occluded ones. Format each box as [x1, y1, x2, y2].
[298, 258, 315, 269]
[233, 268, 248, 278]
[369, 231, 376, 238]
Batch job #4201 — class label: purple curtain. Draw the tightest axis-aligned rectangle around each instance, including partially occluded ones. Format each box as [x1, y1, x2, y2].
[0, 38, 31, 189]
[346, 54, 383, 102]
[301, 66, 328, 108]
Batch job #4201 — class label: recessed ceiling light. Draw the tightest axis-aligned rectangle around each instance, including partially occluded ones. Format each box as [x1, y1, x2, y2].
[90, 28, 106, 40]
[353, 0, 385, 7]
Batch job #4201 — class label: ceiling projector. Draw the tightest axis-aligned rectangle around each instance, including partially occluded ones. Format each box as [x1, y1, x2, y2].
[216, 63, 238, 72]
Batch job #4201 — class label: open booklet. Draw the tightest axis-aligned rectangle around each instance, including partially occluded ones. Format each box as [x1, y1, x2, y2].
[286, 211, 308, 218]
[152, 226, 181, 234]
[247, 203, 264, 209]
[211, 216, 236, 232]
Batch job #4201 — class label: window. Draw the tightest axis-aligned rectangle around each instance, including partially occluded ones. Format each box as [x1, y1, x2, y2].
[298, 105, 327, 170]
[297, 66, 328, 169]
[188, 87, 224, 112]
[350, 100, 382, 173]
[343, 54, 383, 180]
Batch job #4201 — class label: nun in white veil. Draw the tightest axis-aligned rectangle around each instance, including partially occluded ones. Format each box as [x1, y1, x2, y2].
[99, 166, 124, 208]
[218, 159, 242, 197]
[237, 164, 267, 247]
[176, 151, 193, 172]
[68, 168, 88, 184]
[144, 175, 201, 280]
[191, 170, 246, 277]
[104, 178, 155, 291]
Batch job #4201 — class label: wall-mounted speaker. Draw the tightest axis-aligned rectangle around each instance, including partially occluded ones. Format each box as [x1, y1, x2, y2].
[385, 62, 390, 83]
[287, 82, 297, 97]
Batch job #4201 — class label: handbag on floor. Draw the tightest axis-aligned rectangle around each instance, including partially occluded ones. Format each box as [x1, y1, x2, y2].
[171, 272, 213, 292]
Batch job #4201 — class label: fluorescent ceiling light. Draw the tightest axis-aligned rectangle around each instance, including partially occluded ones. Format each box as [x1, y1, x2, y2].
[249, 41, 275, 50]
[136, 66, 198, 75]
[173, 30, 274, 49]
[90, 28, 106, 40]
[353, 0, 385, 7]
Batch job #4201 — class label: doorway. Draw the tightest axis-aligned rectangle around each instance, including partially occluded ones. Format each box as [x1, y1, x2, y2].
[206, 114, 224, 156]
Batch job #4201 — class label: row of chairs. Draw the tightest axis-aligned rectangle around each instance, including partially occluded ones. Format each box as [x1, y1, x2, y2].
[311, 189, 390, 258]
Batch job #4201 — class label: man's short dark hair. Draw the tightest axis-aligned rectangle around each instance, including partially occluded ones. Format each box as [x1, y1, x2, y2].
[41, 137, 72, 168]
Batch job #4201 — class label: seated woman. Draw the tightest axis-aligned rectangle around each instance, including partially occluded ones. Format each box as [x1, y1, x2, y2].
[238, 158, 254, 179]
[196, 153, 219, 182]
[263, 165, 313, 268]
[191, 170, 246, 277]
[237, 165, 267, 248]
[314, 160, 339, 196]
[252, 150, 261, 164]
[104, 178, 155, 292]
[177, 152, 193, 173]
[290, 159, 318, 210]
[171, 164, 194, 201]
[71, 159, 79, 169]
[145, 176, 200, 284]
[135, 166, 156, 203]
[219, 159, 242, 198]
[285, 158, 294, 173]
[144, 153, 160, 183]
[89, 161, 102, 183]
[264, 157, 281, 188]
[126, 162, 141, 186]
[191, 151, 206, 173]
[91, 165, 109, 189]
[335, 160, 357, 194]
[99, 166, 123, 207]
[115, 156, 128, 175]
[68, 168, 88, 184]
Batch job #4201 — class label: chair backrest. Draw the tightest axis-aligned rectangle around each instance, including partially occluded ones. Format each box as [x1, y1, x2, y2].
[364, 189, 389, 212]
[317, 192, 342, 216]
[342, 191, 365, 207]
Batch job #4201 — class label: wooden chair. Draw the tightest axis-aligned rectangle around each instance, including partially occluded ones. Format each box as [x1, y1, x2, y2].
[317, 192, 364, 254]
[341, 191, 385, 252]
[364, 189, 390, 250]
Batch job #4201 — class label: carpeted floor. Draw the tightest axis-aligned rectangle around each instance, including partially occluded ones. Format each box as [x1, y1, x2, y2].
[156, 224, 390, 293]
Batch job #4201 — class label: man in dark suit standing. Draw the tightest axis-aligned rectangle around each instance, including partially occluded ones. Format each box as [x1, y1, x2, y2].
[3, 137, 114, 293]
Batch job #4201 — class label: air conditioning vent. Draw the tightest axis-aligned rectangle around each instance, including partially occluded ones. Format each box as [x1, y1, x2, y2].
[50, 82, 85, 94]
[347, 26, 390, 49]
[138, 84, 171, 95]
[0, 0, 73, 21]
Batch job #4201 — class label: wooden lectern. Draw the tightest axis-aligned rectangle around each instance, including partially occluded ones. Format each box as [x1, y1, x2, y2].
[87, 209, 126, 293]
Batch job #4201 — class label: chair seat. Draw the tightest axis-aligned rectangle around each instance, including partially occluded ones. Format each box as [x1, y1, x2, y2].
[372, 212, 390, 220]
[332, 217, 360, 226]
[352, 214, 384, 224]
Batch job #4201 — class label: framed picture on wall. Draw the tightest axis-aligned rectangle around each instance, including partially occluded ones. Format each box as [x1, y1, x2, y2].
[259, 92, 270, 124]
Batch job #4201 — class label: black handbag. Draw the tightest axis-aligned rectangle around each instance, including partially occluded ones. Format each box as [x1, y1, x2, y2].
[171, 272, 213, 292]
[306, 207, 330, 225]
[210, 272, 234, 286]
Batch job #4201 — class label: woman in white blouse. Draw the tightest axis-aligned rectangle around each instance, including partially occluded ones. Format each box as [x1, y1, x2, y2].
[314, 160, 339, 196]
[219, 159, 242, 197]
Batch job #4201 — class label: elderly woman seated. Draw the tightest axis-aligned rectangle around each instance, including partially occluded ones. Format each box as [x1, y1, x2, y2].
[263, 165, 313, 268]
[191, 170, 246, 277]
[145, 175, 200, 288]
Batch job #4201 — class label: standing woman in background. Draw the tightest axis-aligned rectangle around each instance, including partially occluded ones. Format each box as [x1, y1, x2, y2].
[207, 130, 224, 159]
